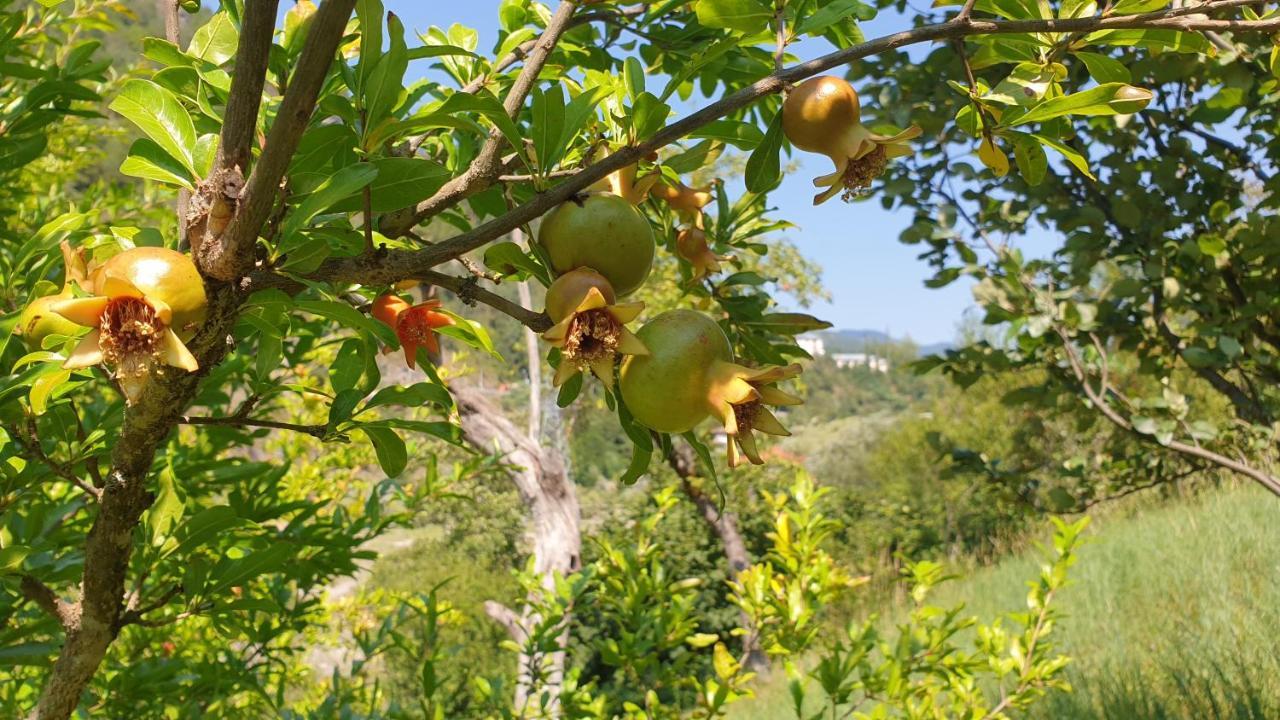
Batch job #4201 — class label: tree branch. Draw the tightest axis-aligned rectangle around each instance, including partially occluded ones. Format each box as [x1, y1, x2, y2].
[310, 3, 1280, 287]
[160, 0, 191, 238]
[419, 270, 552, 332]
[202, 0, 356, 282]
[20, 575, 76, 629]
[381, 0, 584, 237]
[180, 415, 330, 439]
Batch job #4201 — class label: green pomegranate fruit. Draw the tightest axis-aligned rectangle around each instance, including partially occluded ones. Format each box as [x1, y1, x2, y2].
[619, 309, 732, 434]
[14, 295, 81, 350]
[538, 193, 655, 297]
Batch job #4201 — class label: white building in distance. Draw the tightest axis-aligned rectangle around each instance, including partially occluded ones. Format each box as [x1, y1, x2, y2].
[797, 334, 826, 357]
[832, 352, 890, 373]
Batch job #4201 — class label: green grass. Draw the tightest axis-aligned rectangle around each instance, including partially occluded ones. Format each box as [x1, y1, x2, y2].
[733, 484, 1280, 719]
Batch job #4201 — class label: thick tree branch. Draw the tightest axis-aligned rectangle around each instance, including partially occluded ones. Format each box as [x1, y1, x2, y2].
[313, 3, 1280, 286]
[202, 0, 356, 281]
[382, 0, 584, 237]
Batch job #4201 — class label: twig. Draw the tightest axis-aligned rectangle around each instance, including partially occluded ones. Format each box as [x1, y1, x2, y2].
[458, 255, 502, 282]
[421, 270, 553, 332]
[181, 415, 329, 439]
[204, 0, 357, 281]
[160, 0, 191, 239]
[773, 1, 787, 73]
[9, 418, 101, 501]
[119, 584, 185, 626]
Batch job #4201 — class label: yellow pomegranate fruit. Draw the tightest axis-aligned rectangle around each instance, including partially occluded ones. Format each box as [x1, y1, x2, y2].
[373, 294, 454, 369]
[542, 268, 647, 388]
[13, 241, 91, 350]
[782, 75, 921, 205]
[619, 310, 734, 434]
[51, 247, 207, 405]
[675, 227, 727, 281]
[538, 193, 655, 297]
[653, 179, 713, 225]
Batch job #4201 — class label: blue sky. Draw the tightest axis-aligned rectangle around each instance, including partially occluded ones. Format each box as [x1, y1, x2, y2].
[263, 2, 1042, 344]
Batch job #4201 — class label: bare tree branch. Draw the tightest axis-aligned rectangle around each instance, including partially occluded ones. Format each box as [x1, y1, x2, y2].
[202, 0, 357, 281]
[421, 270, 552, 332]
[311, 3, 1280, 287]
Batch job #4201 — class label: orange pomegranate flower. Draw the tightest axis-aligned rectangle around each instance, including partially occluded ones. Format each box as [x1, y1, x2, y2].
[372, 294, 455, 369]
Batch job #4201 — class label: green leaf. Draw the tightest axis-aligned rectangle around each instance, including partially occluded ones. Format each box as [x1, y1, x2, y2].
[0, 546, 30, 573]
[0, 135, 47, 172]
[696, 0, 772, 33]
[631, 92, 670, 140]
[329, 338, 366, 394]
[531, 85, 567, 172]
[295, 299, 398, 346]
[120, 138, 195, 189]
[1012, 83, 1152, 125]
[482, 241, 550, 282]
[0, 642, 56, 668]
[1010, 131, 1047, 186]
[145, 466, 185, 547]
[326, 158, 449, 213]
[556, 370, 584, 407]
[110, 79, 196, 173]
[1074, 51, 1131, 83]
[797, 0, 875, 35]
[1032, 134, 1095, 180]
[435, 92, 530, 168]
[280, 163, 379, 240]
[209, 542, 295, 594]
[742, 312, 834, 334]
[361, 426, 408, 477]
[168, 506, 245, 559]
[29, 369, 70, 416]
[1111, 0, 1168, 14]
[690, 120, 765, 150]
[363, 10, 408, 130]
[363, 382, 453, 412]
[187, 11, 238, 65]
[745, 110, 784, 193]
[435, 310, 503, 360]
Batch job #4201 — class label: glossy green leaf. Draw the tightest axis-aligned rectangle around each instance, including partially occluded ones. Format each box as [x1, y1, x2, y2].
[361, 426, 408, 477]
[1012, 83, 1152, 125]
[1075, 51, 1131, 83]
[281, 163, 378, 240]
[187, 12, 238, 65]
[120, 138, 195, 189]
[745, 110, 784, 193]
[326, 158, 449, 213]
[696, 0, 772, 33]
[109, 79, 196, 173]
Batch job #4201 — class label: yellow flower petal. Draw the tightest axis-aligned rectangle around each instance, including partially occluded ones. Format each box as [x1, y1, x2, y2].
[99, 274, 144, 300]
[160, 329, 198, 372]
[147, 296, 173, 326]
[758, 385, 802, 406]
[552, 360, 580, 387]
[589, 355, 616, 389]
[542, 316, 574, 345]
[751, 406, 790, 437]
[50, 296, 109, 328]
[608, 301, 645, 324]
[572, 287, 610, 314]
[63, 329, 104, 369]
[616, 328, 648, 356]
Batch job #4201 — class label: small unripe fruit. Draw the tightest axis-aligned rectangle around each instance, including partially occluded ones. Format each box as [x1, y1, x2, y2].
[538, 193, 655, 297]
[542, 268, 645, 388]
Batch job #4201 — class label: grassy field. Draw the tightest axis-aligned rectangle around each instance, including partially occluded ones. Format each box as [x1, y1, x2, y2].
[733, 484, 1280, 719]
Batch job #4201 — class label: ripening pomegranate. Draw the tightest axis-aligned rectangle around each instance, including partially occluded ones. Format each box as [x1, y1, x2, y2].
[620, 309, 803, 466]
[13, 241, 91, 350]
[541, 268, 646, 388]
[781, 75, 921, 204]
[52, 247, 207, 404]
[619, 309, 733, 434]
[538, 193, 655, 297]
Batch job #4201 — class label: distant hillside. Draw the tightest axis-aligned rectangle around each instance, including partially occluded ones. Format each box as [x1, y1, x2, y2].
[816, 329, 953, 357]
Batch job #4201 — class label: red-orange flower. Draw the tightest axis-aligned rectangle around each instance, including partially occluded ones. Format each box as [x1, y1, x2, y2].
[372, 294, 455, 369]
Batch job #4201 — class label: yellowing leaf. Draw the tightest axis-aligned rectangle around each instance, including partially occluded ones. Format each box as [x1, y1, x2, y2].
[978, 137, 1010, 177]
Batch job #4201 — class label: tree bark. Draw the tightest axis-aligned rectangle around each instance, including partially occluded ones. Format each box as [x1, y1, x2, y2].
[454, 384, 580, 716]
[665, 444, 769, 672]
